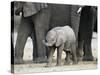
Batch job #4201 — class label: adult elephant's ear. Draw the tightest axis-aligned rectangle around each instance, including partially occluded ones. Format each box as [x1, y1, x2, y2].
[55, 36, 63, 47]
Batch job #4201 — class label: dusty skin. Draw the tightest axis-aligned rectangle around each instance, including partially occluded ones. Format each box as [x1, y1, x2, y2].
[12, 32, 97, 74]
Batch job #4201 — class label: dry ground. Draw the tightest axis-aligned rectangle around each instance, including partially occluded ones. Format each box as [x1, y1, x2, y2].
[12, 32, 98, 74]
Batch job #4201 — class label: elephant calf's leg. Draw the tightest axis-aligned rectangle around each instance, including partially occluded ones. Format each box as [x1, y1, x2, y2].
[71, 43, 78, 64]
[46, 47, 55, 67]
[64, 51, 72, 65]
[56, 44, 64, 66]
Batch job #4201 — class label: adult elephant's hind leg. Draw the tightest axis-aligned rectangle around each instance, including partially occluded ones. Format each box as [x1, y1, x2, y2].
[83, 38, 94, 61]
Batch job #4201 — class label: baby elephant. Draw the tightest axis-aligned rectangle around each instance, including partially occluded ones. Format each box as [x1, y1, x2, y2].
[43, 26, 77, 67]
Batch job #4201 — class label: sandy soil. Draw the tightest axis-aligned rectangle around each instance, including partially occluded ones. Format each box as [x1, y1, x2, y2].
[13, 61, 97, 74]
[12, 32, 98, 74]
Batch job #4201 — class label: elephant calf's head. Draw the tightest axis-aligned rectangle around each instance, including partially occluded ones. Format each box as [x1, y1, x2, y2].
[43, 30, 57, 47]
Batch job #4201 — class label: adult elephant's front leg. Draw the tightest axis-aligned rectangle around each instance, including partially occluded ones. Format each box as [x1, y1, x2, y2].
[32, 25, 47, 63]
[56, 44, 64, 66]
[32, 8, 50, 63]
[15, 17, 32, 64]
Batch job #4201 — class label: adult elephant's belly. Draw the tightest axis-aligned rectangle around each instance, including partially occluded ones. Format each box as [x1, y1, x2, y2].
[49, 4, 71, 28]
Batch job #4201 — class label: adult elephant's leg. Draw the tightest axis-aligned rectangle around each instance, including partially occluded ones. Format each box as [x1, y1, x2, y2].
[32, 8, 50, 63]
[83, 7, 97, 61]
[78, 6, 97, 61]
[77, 32, 84, 61]
[15, 17, 32, 64]
[30, 30, 38, 61]
[83, 25, 94, 61]
[83, 38, 93, 61]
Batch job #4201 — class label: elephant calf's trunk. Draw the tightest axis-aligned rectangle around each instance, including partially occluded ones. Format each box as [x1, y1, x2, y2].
[42, 40, 51, 46]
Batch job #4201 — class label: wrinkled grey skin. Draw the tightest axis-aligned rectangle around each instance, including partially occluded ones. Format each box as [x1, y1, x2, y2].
[43, 26, 77, 67]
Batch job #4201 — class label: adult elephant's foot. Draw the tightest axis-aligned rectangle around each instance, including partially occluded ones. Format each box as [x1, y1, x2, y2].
[83, 55, 94, 61]
[14, 58, 24, 64]
[33, 57, 47, 63]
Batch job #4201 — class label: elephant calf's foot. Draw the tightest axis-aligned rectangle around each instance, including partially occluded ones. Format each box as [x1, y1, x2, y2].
[83, 55, 94, 61]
